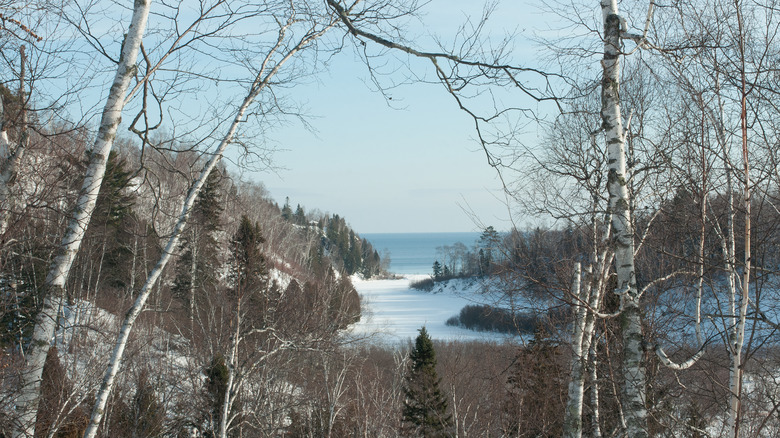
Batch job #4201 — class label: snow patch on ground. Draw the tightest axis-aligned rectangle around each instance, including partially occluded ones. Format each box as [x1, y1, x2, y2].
[270, 267, 292, 290]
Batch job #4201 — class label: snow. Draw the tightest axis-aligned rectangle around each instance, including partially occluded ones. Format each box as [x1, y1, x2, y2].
[348, 275, 513, 344]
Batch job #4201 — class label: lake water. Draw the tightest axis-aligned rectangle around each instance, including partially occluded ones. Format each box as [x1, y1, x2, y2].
[362, 232, 482, 275]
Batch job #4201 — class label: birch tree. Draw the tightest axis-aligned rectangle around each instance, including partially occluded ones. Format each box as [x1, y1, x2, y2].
[0, 45, 29, 238]
[82, 6, 340, 435]
[597, 1, 650, 434]
[11, 2, 151, 436]
[651, 0, 780, 432]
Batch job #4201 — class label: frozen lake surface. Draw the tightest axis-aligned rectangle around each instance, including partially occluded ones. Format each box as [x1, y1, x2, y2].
[348, 276, 511, 344]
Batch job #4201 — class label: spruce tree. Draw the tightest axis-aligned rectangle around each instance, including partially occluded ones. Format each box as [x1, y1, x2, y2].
[281, 196, 293, 221]
[432, 261, 442, 280]
[89, 150, 137, 293]
[402, 327, 453, 437]
[172, 168, 223, 336]
[294, 203, 306, 225]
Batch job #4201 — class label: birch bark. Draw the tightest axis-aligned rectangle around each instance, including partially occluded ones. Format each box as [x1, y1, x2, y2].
[0, 46, 28, 238]
[564, 263, 586, 438]
[600, 0, 647, 435]
[218, 298, 240, 438]
[11, 3, 151, 436]
[730, 4, 750, 434]
[83, 16, 335, 437]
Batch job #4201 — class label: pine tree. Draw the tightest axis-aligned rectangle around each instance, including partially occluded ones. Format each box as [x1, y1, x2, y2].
[229, 215, 268, 304]
[478, 226, 500, 275]
[281, 197, 293, 222]
[203, 354, 230, 436]
[89, 150, 137, 293]
[294, 204, 306, 225]
[432, 261, 442, 280]
[402, 327, 453, 437]
[172, 168, 223, 337]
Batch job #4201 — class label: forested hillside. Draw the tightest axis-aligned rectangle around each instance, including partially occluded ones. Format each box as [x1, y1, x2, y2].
[0, 117, 391, 434]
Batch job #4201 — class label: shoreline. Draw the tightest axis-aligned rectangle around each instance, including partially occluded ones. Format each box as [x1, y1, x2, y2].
[348, 275, 511, 343]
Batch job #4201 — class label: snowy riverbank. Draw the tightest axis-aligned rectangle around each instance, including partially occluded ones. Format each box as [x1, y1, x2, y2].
[347, 275, 512, 343]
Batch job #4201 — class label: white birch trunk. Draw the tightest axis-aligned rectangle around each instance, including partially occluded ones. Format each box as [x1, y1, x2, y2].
[711, 77, 746, 437]
[11, 5, 151, 437]
[0, 46, 28, 238]
[565, 260, 606, 438]
[189, 230, 198, 339]
[82, 19, 333, 437]
[564, 263, 586, 438]
[600, 0, 647, 435]
[730, 6, 750, 434]
[589, 344, 602, 438]
[219, 299, 240, 438]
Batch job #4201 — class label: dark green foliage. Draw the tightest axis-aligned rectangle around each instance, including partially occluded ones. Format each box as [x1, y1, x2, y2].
[192, 169, 225, 234]
[308, 239, 327, 278]
[0, 238, 48, 347]
[402, 327, 453, 437]
[362, 246, 382, 278]
[432, 261, 442, 280]
[445, 304, 521, 334]
[172, 169, 224, 321]
[478, 226, 501, 275]
[317, 214, 384, 278]
[229, 215, 267, 291]
[0, 83, 25, 134]
[203, 354, 230, 436]
[89, 150, 137, 293]
[328, 276, 361, 328]
[281, 197, 293, 222]
[94, 151, 136, 229]
[293, 204, 306, 225]
[228, 215, 270, 330]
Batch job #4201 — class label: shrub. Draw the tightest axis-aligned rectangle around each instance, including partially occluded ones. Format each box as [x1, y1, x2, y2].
[445, 304, 549, 335]
[409, 277, 434, 292]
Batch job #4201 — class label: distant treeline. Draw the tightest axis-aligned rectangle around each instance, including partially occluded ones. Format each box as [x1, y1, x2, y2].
[279, 198, 386, 279]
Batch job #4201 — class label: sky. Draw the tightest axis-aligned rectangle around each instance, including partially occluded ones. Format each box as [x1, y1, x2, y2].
[255, 1, 549, 234]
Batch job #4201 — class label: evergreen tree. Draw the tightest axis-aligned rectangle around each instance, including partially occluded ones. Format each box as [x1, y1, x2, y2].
[344, 229, 362, 275]
[203, 354, 230, 436]
[478, 226, 500, 275]
[432, 261, 442, 280]
[89, 150, 137, 293]
[172, 168, 223, 334]
[402, 327, 453, 437]
[229, 215, 268, 302]
[294, 204, 306, 225]
[281, 197, 293, 222]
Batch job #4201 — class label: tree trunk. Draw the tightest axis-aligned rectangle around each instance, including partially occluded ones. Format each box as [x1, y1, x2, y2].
[219, 298, 241, 438]
[189, 229, 198, 339]
[0, 46, 28, 238]
[564, 263, 586, 438]
[600, 0, 647, 436]
[731, 4, 750, 434]
[11, 4, 151, 437]
[82, 18, 332, 435]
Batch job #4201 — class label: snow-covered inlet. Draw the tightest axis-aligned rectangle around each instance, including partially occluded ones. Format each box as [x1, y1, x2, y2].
[348, 276, 510, 343]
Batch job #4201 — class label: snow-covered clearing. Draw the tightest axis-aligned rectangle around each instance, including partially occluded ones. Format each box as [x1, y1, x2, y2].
[348, 275, 513, 344]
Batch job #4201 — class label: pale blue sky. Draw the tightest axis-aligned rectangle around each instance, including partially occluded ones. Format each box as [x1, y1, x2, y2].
[259, 0, 549, 233]
[49, 0, 555, 234]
